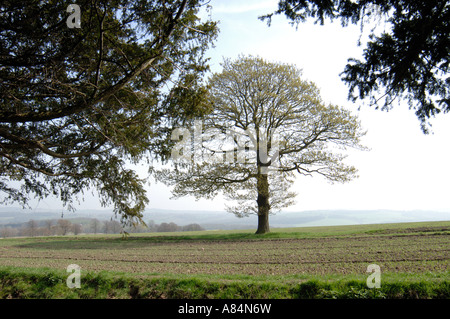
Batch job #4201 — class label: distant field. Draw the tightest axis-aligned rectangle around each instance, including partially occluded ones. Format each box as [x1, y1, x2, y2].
[0, 221, 449, 299]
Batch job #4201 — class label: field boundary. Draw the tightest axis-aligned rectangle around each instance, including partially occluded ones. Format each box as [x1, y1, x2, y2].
[0, 267, 449, 299]
[1, 221, 448, 299]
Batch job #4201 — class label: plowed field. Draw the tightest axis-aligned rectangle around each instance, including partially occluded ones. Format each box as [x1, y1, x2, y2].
[1, 222, 449, 278]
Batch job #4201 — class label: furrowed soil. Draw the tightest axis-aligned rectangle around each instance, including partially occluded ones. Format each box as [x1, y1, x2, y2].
[0, 221, 449, 298]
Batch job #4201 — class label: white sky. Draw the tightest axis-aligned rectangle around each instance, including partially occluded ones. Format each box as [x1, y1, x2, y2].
[16, 0, 450, 213]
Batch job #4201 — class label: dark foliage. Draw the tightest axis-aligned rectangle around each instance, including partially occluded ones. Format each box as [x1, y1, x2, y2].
[0, 0, 218, 225]
[262, 0, 450, 132]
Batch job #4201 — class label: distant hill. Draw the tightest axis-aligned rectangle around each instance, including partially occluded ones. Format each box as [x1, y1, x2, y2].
[1, 206, 449, 230]
[143, 208, 450, 229]
[0, 207, 113, 226]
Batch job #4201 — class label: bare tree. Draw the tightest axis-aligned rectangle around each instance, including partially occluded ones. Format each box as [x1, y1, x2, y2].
[72, 223, 82, 235]
[0, 226, 17, 238]
[25, 220, 39, 237]
[182, 224, 204, 231]
[155, 56, 367, 234]
[44, 220, 54, 236]
[57, 219, 72, 236]
[90, 219, 101, 234]
[158, 222, 179, 232]
[147, 220, 158, 232]
[110, 220, 123, 234]
[103, 220, 111, 234]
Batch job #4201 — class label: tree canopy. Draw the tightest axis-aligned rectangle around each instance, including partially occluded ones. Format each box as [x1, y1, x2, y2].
[154, 56, 366, 234]
[0, 0, 218, 226]
[261, 0, 450, 133]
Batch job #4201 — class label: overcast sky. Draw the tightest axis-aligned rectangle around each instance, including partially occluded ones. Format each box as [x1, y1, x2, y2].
[17, 0, 450, 214]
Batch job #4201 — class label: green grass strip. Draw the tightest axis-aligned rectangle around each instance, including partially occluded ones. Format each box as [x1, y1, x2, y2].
[0, 266, 448, 299]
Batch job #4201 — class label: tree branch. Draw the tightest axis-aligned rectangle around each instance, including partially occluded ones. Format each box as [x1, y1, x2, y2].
[0, 128, 104, 159]
[0, 0, 189, 124]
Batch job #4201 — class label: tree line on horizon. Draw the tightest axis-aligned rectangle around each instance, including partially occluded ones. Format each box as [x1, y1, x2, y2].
[0, 218, 204, 238]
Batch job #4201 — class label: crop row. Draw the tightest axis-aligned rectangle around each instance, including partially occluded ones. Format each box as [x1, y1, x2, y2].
[0, 232, 448, 276]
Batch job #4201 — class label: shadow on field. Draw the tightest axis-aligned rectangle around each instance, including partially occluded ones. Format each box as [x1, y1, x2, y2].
[13, 231, 303, 250]
[15, 237, 147, 250]
[14, 223, 450, 250]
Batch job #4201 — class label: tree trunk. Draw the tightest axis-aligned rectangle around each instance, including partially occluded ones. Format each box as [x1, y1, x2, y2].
[256, 210, 270, 234]
[255, 173, 270, 234]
